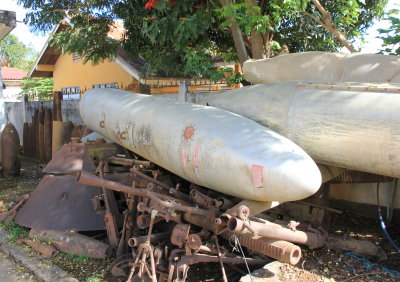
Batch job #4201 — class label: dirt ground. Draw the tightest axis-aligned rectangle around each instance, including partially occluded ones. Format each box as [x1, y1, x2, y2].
[0, 157, 399, 282]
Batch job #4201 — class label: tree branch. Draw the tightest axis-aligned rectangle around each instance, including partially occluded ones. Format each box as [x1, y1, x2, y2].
[309, 0, 357, 52]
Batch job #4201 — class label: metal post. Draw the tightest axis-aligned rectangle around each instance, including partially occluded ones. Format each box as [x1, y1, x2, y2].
[178, 80, 189, 102]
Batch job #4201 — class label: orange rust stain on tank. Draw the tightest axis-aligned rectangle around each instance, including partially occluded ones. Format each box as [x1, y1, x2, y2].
[183, 126, 195, 140]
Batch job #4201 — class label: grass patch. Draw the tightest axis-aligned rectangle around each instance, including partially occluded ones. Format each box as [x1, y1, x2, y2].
[85, 277, 101, 282]
[0, 221, 29, 242]
[62, 253, 93, 264]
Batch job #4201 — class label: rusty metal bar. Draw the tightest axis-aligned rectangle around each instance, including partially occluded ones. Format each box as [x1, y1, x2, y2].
[77, 171, 216, 217]
[131, 169, 191, 202]
[228, 217, 325, 249]
[108, 156, 151, 167]
[128, 232, 172, 247]
[220, 232, 301, 265]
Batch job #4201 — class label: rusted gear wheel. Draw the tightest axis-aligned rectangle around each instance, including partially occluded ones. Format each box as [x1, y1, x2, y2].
[110, 254, 135, 278]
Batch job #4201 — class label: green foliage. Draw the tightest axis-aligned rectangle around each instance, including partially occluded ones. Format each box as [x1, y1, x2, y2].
[0, 34, 37, 71]
[63, 253, 93, 263]
[85, 277, 101, 282]
[20, 77, 54, 100]
[17, 0, 388, 78]
[0, 222, 29, 242]
[378, 8, 400, 55]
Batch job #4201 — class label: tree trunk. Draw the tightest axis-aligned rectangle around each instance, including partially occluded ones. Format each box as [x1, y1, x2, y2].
[246, 0, 266, 59]
[220, 0, 249, 65]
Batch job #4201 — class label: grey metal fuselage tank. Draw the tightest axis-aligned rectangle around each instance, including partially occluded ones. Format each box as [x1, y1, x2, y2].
[79, 89, 321, 202]
[206, 81, 400, 178]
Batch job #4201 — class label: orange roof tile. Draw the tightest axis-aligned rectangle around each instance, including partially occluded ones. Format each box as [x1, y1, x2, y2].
[1, 67, 27, 80]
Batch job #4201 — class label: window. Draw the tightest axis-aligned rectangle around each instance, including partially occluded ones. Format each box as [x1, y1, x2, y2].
[72, 53, 82, 63]
[93, 82, 119, 89]
[61, 86, 80, 100]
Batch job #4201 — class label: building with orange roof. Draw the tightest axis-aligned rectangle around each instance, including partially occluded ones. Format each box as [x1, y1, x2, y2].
[29, 19, 236, 98]
[1, 66, 27, 101]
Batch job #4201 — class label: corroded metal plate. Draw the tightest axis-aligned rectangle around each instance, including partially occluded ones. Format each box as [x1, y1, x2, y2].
[42, 144, 96, 174]
[15, 175, 105, 231]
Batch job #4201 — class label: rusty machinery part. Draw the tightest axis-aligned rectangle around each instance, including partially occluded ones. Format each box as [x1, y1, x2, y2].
[44, 109, 52, 162]
[221, 232, 301, 265]
[110, 254, 135, 277]
[171, 224, 191, 248]
[42, 144, 96, 174]
[77, 171, 216, 218]
[131, 168, 191, 202]
[228, 217, 325, 249]
[15, 175, 106, 231]
[329, 170, 393, 184]
[128, 232, 172, 247]
[215, 197, 236, 210]
[29, 229, 113, 259]
[108, 156, 152, 167]
[1, 122, 21, 177]
[97, 161, 120, 248]
[17, 239, 58, 258]
[137, 214, 164, 229]
[186, 234, 203, 251]
[189, 189, 219, 211]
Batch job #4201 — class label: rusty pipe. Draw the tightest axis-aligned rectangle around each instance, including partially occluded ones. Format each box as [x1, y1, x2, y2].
[128, 232, 172, 247]
[182, 213, 301, 265]
[77, 171, 216, 218]
[108, 156, 151, 167]
[228, 217, 325, 249]
[17, 239, 58, 258]
[131, 169, 191, 202]
[137, 214, 164, 229]
[221, 232, 301, 265]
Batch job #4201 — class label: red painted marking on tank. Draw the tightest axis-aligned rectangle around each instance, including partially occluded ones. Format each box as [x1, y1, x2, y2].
[181, 148, 187, 167]
[183, 126, 195, 140]
[252, 165, 264, 189]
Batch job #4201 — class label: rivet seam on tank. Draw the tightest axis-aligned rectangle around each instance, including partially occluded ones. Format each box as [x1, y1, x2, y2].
[252, 165, 264, 189]
[183, 125, 195, 141]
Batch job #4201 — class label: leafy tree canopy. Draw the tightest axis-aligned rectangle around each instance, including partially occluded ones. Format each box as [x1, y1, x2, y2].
[378, 8, 400, 55]
[18, 0, 388, 78]
[0, 34, 37, 71]
[20, 77, 54, 101]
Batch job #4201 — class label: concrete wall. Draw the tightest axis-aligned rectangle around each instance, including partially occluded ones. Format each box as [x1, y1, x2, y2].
[5, 100, 83, 144]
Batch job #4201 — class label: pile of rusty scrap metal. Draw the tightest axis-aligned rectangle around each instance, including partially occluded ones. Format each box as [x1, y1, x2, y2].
[8, 138, 385, 281]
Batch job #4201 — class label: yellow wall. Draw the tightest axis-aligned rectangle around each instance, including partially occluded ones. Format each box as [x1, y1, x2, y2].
[53, 53, 135, 92]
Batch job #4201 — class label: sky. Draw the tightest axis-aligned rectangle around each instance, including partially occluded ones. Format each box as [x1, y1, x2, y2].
[0, 0, 398, 54]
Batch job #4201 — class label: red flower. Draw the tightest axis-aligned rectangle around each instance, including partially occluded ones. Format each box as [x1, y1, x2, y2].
[145, 0, 157, 9]
[170, 1, 177, 6]
[179, 17, 186, 20]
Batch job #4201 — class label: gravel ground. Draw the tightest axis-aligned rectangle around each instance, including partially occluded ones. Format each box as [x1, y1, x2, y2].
[0, 157, 399, 282]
